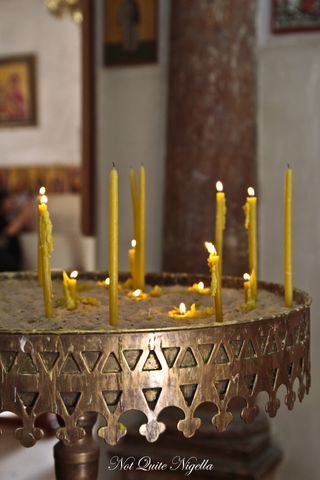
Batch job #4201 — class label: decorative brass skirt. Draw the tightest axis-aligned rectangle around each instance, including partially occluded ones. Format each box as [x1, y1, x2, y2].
[0, 272, 311, 448]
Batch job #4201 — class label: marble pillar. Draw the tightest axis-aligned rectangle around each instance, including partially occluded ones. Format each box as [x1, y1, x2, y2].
[163, 0, 257, 275]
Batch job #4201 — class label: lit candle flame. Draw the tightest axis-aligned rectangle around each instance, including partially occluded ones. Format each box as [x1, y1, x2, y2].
[40, 195, 48, 205]
[105, 277, 110, 285]
[70, 270, 78, 279]
[198, 281, 204, 290]
[133, 289, 142, 297]
[39, 186, 46, 195]
[179, 303, 186, 315]
[216, 181, 223, 192]
[131, 239, 136, 248]
[243, 273, 251, 281]
[247, 187, 255, 197]
[205, 241, 217, 255]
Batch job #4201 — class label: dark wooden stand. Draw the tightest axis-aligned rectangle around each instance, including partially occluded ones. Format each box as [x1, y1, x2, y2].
[109, 408, 282, 479]
[54, 413, 99, 480]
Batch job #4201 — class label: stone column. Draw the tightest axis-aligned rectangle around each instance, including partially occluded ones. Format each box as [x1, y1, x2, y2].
[163, 0, 257, 275]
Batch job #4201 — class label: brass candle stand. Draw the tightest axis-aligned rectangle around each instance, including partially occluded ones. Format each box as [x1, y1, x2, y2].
[0, 272, 311, 479]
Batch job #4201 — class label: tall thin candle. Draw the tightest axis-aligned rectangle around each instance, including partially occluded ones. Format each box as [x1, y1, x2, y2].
[37, 186, 46, 286]
[38, 194, 53, 317]
[129, 168, 139, 242]
[244, 187, 257, 300]
[215, 181, 226, 273]
[137, 165, 146, 291]
[109, 166, 118, 326]
[284, 167, 293, 307]
[130, 168, 139, 289]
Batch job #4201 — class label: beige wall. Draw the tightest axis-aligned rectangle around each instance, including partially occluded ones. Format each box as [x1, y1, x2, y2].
[0, 1, 95, 271]
[21, 194, 95, 271]
[95, 0, 170, 273]
[257, 1, 320, 478]
[0, 0, 81, 166]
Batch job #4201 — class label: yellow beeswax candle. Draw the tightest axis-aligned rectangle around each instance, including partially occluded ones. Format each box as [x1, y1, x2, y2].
[188, 282, 211, 295]
[205, 242, 223, 322]
[38, 194, 53, 318]
[97, 277, 110, 288]
[150, 285, 161, 297]
[109, 166, 118, 326]
[168, 302, 212, 319]
[137, 165, 146, 291]
[129, 168, 139, 289]
[38, 186, 46, 201]
[168, 302, 188, 318]
[63, 270, 78, 310]
[37, 186, 46, 286]
[129, 168, 139, 241]
[243, 272, 255, 305]
[244, 187, 257, 300]
[284, 167, 293, 307]
[127, 288, 148, 301]
[215, 181, 226, 273]
[69, 270, 78, 300]
[128, 239, 137, 284]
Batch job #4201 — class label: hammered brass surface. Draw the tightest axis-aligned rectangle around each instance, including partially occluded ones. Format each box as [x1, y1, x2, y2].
[0, 273, 311, 449]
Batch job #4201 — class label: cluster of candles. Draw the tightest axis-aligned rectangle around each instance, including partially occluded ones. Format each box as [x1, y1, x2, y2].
[37, 166, 293, 325]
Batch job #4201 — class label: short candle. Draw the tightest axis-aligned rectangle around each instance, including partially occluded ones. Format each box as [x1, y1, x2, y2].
[128, 288, 148, 301]
[63, 270, 78, 310]
[128, 239, 137, 286]
[188, 281, 211, 295]
[205, 242, 223, 322]
[97, 277, 110, 288]
[243, 272, 254, 305]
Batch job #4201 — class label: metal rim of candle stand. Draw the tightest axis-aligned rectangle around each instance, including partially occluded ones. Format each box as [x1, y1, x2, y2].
[0, 271, 311, 449]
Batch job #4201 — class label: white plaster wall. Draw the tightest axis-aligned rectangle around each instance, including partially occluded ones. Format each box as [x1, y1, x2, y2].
[0, 0, 81, 166]
[0, 1, 95, 271]
[95, 0, 170, 272]
[257, 1, 320, 478]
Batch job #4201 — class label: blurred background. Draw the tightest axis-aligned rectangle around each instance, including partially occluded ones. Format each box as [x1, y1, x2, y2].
[0, 0, 319, 478]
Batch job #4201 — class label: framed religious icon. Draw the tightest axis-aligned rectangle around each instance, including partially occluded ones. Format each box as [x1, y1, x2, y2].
[103, 0, 158, 66]
[272, 0, 320, 33]
[0, 54, 37, 127]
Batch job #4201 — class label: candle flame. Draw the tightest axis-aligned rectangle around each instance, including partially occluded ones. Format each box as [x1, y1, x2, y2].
[133, 289, 142, 297]
[39, 186, 46, 195]
[179, 303, 186, 314]
[205, 241, 217, 255]
[248, 187, 255, 197]
[243, 273, 251, 281]
[40, 195, 48, 205]
[216, 181, 223, 192]
[70, 270, 78, 279]
[198, 281, 204, 290]
[105, 277, 110, 285]
[131, 239, 136, 248]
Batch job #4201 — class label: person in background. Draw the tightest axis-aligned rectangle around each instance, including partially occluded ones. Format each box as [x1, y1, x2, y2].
[0, 189, 33, 271]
